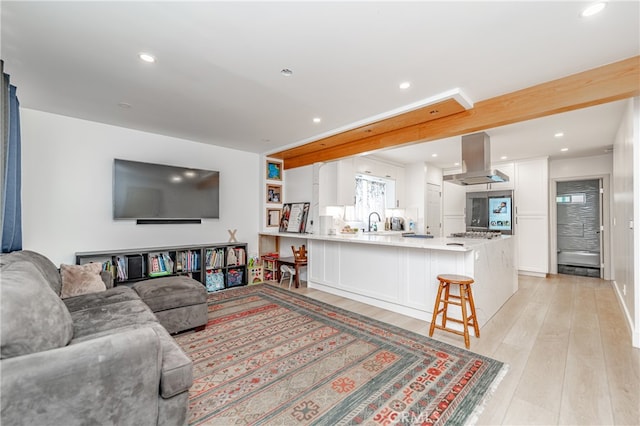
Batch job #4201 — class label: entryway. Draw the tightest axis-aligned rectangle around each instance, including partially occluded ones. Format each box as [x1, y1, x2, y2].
[555, 179, 603, 278]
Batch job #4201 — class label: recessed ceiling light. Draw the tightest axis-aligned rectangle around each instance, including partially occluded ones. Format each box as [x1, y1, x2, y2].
[561, 148, 569, 152]
[554, 132, 564, 138]
[281, 68, 293, 77]
[138, 52, 156, 63]
[431, 153, 438, 157]
[500, 156, 508, 160]
[313, 117, 321, 123]
[581, 1, 607, 17]
[399, 82, 411, 90]
[171, 176, 182, 182]
[117, 102, 132, 109]
[454, 162, 460, 166]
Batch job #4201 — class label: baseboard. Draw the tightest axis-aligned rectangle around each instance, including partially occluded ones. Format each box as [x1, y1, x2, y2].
[518, 270, 547, 278]
[612, 280, 638, 348]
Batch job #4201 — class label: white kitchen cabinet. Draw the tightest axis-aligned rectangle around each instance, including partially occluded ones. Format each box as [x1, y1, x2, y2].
[442, 180, 466, 235]
[336, 158, 356, 205]
[514, 157, 549, 276]
[514, 158, 548, 216]
[515, 216, 549, 275]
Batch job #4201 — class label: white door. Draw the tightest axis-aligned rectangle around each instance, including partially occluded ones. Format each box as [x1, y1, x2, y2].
[426, 183, 441, 237]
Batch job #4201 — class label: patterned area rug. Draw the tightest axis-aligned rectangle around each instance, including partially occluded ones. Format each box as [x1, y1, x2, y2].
[175, 284, 507, 425]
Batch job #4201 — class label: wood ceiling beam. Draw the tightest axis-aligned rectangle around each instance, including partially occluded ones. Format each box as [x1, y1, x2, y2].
[273, 55, 639, 170]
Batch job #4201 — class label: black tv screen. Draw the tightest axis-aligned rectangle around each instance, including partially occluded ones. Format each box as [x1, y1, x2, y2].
[113, 159, 219, 220]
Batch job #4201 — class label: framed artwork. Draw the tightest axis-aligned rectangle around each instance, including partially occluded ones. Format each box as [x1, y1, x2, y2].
[279, 202, 310, 233]
[266, 208, 281, 227]
[266, 184, 282, 204]
[266, 160, 282, 180]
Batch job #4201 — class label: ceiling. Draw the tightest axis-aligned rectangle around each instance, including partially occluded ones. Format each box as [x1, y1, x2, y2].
[2, 1, 639, 168]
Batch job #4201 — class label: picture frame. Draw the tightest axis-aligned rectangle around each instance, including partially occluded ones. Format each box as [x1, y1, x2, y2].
[266, 184, 282, 204]
[279, 202, 310, 233]
[266, 208, 281, 227]
[266, 160, 282, 180]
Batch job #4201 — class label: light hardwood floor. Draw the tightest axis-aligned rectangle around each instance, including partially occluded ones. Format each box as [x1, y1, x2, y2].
[284, 274, 640, 425]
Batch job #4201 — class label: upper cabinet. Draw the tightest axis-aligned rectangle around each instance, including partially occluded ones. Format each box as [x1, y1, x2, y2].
[336, 158, 356, 206]
[514, 158, 548, 216]
[320, 157, 405, 208]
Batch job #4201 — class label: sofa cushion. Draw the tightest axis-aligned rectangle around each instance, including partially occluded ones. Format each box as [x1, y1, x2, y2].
[69, 301, 193, 398]
[132, 276, 206, 312]
[60, 263, 106, 299]
[63, 286, 140, 313]
[0, 250, 63, 295]
[69, 299, 159, 339]
[0, 260, 73, 359]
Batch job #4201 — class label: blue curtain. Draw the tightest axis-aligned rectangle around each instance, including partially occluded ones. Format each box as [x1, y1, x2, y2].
[1, 65, 22, 253]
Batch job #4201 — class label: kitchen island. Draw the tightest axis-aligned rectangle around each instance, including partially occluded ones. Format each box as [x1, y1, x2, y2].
[259, 232, 518, 329]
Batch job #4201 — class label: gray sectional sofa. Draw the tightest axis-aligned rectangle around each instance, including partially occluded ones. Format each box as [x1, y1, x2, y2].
[0, 250, 196, 425]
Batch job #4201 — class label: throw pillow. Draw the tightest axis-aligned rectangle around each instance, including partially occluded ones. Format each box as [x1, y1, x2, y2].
[60, 263, 106, 299]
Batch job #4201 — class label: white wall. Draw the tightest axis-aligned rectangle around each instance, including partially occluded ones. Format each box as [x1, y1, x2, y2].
[550, 154, 613, 179]
[21, 109, 260, 266]
[612, 97, 639, 347]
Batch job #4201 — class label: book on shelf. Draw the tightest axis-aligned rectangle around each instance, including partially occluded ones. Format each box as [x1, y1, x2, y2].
[148, 252, 174, 276]
[115, 257, 128, 281]
[205, 248, 225, 269]
[179, 250, 200, 272]
[101, 260, 116, 279]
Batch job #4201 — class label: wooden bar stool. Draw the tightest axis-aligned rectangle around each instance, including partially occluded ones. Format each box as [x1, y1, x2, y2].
[429, 274, 480, 349]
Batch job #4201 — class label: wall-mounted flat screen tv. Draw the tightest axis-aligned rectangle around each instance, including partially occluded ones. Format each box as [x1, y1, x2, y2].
[113, 159, 219, 220]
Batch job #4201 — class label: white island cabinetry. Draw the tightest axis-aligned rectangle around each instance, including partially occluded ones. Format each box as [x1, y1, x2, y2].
[307, 234, 517, 329]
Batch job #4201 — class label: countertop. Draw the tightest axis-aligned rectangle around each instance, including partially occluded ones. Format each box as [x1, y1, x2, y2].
[259, 231, 512, 252]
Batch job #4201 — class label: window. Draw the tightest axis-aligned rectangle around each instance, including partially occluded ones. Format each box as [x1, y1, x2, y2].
[354, 174, 395, 225]
[556, 193, 586, 204]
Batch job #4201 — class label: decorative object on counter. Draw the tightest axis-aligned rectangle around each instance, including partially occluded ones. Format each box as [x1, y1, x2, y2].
[429, 274, 480, 349]
[266, 159, 282, 180]
[340, 225, 358, 234]
[279, 202, 310, 233]
[176, 285, 506, 425]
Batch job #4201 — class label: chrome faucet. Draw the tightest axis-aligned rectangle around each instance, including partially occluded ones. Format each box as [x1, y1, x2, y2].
[368, 211, 381, 232]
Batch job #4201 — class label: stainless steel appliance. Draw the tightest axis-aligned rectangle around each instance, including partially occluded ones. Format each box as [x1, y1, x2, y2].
[443, 132, 510, 186]
[450, 231, 502, 239]
[390, 217, 404, 231]
[465, 190, 514, 234]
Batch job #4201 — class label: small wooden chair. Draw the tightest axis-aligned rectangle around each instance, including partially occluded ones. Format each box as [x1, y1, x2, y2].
[292, 245, 307, 262]
[288, 245, 308, 288]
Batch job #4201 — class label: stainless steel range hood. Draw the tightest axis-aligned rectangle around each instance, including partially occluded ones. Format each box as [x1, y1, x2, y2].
[443, 132, 509, 185]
